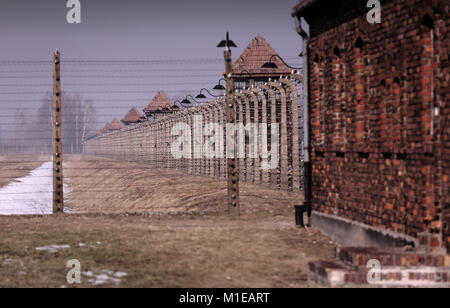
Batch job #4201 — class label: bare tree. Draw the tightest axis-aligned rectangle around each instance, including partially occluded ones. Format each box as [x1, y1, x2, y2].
[12, 93, 98, 155]
[62, 94, 97, 154]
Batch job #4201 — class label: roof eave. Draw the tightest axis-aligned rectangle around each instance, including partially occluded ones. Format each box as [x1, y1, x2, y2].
[292, 0, 321, 17]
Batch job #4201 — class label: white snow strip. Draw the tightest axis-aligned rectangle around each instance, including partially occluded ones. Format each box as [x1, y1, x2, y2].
[82, 270, 128, 286]
[35, 244, 71, 253]
[0, 160, 70, 215]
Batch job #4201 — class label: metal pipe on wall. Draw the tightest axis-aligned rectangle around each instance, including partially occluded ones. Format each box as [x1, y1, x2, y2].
[295, 16, 312, 225]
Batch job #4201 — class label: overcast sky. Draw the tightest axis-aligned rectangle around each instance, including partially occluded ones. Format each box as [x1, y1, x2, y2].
[0, 0, 303, 128]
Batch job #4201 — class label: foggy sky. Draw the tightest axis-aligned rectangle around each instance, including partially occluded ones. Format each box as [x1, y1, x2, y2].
[0, 0, 303, 129]
[0, 0, 302, 60]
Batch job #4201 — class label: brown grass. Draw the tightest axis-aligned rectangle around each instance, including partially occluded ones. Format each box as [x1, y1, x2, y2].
[0, 155, 49, 189]
[64, 155, 305, 216]
[0, 213, 335, 288]
[0, 155, 336, 288]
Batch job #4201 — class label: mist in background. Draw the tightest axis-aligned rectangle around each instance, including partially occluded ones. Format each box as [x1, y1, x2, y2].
[0, 0, 303, 150]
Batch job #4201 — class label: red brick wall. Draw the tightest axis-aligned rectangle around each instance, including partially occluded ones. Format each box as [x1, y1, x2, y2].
[438, 0, 450, 252]
[301, 0, 449, 251]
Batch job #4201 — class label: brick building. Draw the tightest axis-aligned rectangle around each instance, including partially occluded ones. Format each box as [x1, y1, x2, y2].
[98, 118, 123, 135]
[121, 107, 145, 126]
[232, 36, 293, 89]
[293, 0, 449, 252]
[143, 91, 177, 120]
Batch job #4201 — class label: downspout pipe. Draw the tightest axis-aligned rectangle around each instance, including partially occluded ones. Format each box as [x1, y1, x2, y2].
[295, 15, 312, 226]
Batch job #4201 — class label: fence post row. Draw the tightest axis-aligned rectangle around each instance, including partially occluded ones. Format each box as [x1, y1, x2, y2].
[52, 49, 64, 213]
[82, 75, 304, 201]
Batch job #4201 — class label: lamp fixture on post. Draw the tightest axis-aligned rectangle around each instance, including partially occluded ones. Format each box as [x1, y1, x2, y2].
[217, 32, 237, 48]
[196, 88, 222, 99]
[262, 54, 303, 70]
[213, 78, 226, 91]
[180, 95, 201, 108]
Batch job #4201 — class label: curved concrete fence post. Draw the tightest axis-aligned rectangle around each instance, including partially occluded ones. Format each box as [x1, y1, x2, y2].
[208, 102, 216, 177]
[163, 120, 168, 169]
[235, 93, 252, 183]
[136, 126, 141, 162]
[160, 121, 164, 166]
[148, 122, 153, 166]
[161, 120, 166, 167]
[134, 126, 139, 162]
[156, 122, 161, 166]
[166, 117, 171, 169]
[207, 103, 214, 177]
[169, 115, 176, 170]
[242, 89, 260, 184]
[209, 102, 217, 178]
[129, 129, 134, 162]
[213, 101, 223, 178]
[187, 110, 194, 175]
[192, 107, 200, 176]
[219, 100, 227, 179]
[192, 108, 199, 176]
[218, 98, 226, 179]
[235, 96, 246, 183]
[258, 84, 278, 188]
[129, 127, 134, 162]
[201, 105, 208, 176]
[182, 111, 189, 172]
[135, 126, 141, 162]
[280, 76, 302, 191]
[109, 133, 114, 159]
[142, 124, 147, 163]
[124, 129, 129, 161]
[209, 104, 217, 177]
[182, 110, 189, 173]
[169, 116, 175, 170]
[152, 123, 156, 164]
[251, 87, 270, 185]
[269, 81, 289, 190]
[169, 117, 174, 169]
[205, 102, 214, 177]
[143, 122, 149, 164]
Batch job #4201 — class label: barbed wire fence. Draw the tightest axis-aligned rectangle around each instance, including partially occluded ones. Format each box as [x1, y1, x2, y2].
[0, 55, 304, 215]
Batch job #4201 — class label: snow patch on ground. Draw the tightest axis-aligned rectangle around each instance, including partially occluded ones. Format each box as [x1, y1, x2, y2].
[78, 242, 102, 248]
[35, 245, 71, 253]
[82, 270, 128, 286]
[0, 160, 70, 215]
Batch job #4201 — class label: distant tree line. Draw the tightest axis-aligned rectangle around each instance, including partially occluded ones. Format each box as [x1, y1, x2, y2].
[0, 93, 97, 155]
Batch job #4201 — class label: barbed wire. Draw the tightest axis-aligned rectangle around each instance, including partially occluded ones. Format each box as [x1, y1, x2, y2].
[0, 89, 212, 95]
[0, 68, 222, 73]
[0, 58, 223, 66]
[0, 73, 220, 79]
[0, 98, 186, 103]
[0, 82, 220, 87]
